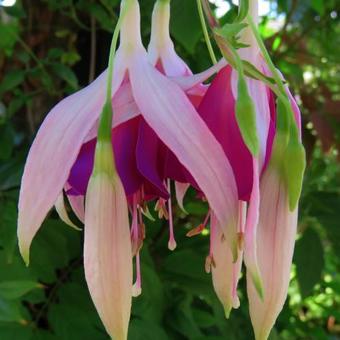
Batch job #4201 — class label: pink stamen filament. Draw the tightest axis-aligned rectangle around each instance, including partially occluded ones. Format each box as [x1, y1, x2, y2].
[132, 251, 142, 297]
[167, 179, 177, 251]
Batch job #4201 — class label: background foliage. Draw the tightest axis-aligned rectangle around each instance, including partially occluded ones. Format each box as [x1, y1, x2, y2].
[0, 0, 339, 339]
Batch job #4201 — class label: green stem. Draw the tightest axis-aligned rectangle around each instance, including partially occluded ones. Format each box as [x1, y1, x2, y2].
[247, 15, 287, 98]
[97, 0, 131, 142]
[247, 14, 296, 130]
[196, 0, 217, 65]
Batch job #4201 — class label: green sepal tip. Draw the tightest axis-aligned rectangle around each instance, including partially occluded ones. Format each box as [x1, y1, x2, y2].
[235, 75, 260, 157]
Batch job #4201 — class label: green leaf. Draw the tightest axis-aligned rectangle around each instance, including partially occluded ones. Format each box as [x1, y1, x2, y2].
[163, 249, 211, 295]
[49, 281, 107, 340]
[132, 262, 164, 322]
[0, 298, 23, 322]
[29, 219, 71, 283]
[294, 228, 324, 298]
[129, 319, 169, 340]
[0, 151, 25, 191]
[170, 0, 202, 53]
[311, 0, 325, 15]
[0, 70, 25, 97]
[51, 63, 78, 90]
[0, 281, 40, 300]
[0, 22, 19, 55]
[0, 124, 15, 160]
[0, 201, 19, 262]
[0, 324, 34, 340]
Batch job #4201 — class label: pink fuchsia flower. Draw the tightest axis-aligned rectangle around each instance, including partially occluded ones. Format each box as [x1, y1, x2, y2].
[196, 58, 269, 303]
[67, 0, 229, 250]
[247, 58, 304, 340]
[198, 0, 305, 329]
[18, 0, 240, 337]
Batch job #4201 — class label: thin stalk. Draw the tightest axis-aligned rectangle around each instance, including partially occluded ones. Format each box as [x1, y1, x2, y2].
[247, 15, 287, 97]
[247, 15, 295, 119]
[196, 0, 217, 65]
[97, 0, 131, 142]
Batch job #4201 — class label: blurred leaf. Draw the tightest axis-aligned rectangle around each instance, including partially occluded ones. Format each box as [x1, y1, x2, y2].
[0, 201, 19, 262]
[51, 63, 78, 90]
[0, 151, 25, 191]
[128, 319, 168, 340]
[0, 324, 33, 339]
[132, 261, 164, 323]
[311, 0, 325, 15]
[167, 295, 203, 338]
[170, 0, 202, 53]
[49, 281, 107, 340]
[0, 22, 19, 55]
[0, 298, 23, 322]
[0, 281, 40, 300]
[0, 124, 15, 160]
[0, 70, 25, 97]
[163, 249, 211, 295]
[30, 219, 71, 282]
[294, 228, 324, 298]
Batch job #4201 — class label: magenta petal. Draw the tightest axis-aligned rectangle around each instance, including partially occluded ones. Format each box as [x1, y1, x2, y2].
[112, 117, 143, 197]
[164, 150, 198, 188]
[136, 119, 168, 198]
[68, 139, 96, 196]
[198, 66, 253, 201]
[68, 116, 144, 198]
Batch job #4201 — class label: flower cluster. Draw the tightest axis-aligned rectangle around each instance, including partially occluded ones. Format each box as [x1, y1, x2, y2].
[17, 0, 305, 339]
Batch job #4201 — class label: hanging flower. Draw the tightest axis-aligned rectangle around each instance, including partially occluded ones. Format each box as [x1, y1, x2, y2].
[18, 0, 240, 338]
[199, 0, 305, 338]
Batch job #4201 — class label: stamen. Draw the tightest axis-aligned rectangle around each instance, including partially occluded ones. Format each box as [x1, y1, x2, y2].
[132, 251, 142, 297]
[154, 198, 169, 220]
[205, 254, 216, 274]
[130, 198, 139, 256]
[140, 202, 155, 221]
[206, 213, 216, 273]
[186, 224, 205, 237]
[167, 179, 177, 251]
[237, 232, 244, 251]
[186, 210, 210, 237]
[137, 206, 146, 241]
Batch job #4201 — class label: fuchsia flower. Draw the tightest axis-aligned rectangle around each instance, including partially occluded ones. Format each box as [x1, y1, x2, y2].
[197, 1, 305, 338]
[17, 0, 305, 339]
[18, 0, 238, 338]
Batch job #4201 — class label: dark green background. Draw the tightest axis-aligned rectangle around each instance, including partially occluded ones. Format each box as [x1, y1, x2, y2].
[0, 0, 339, 339]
